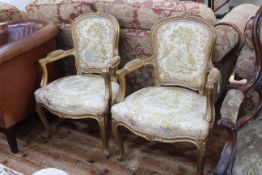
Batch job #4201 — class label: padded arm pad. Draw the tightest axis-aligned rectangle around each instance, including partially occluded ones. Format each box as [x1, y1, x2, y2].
[220, 89, 244, 124]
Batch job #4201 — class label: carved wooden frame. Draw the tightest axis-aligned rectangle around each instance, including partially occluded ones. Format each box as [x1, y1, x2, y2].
[112, 15, 217, 175]
[35, 12, 120, 158]
[214, 6, 262, 175]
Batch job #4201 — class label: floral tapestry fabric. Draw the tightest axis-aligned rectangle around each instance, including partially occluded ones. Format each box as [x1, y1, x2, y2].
[26, 0, 96, 24]
[35, 74, 120, 116]
[233, 116, 262, 175]
[119, 29, 151, 62]
[155, 21, 213, 89]
[95, 0, 216, 29]
[112, 87, 209, 139]
[218, 4, 258, 41]
[235, 44, 256, 80]
[213, 25, 239, 62]
[73, 16, 115, 70]
[0, 2, 24, 22]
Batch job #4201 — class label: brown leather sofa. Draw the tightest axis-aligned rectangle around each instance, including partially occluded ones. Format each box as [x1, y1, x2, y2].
[0, 19, 58, 153]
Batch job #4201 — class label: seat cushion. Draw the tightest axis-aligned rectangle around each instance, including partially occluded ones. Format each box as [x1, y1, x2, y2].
[35, 74, 119, 116]
[233, 115, 262, 175]
[111, 87, 209, 139]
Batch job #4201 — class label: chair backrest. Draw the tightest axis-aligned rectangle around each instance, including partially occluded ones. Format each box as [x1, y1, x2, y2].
[151, 15, 215, 91]
[71, 12, 120, 73]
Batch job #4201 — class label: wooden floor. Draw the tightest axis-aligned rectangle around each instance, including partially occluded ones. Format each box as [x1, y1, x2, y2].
[0, 114, 226, 175]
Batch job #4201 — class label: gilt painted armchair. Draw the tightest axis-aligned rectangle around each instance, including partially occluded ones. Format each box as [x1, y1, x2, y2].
[111, 15, 217, 175]
[34, 12, 120, 157]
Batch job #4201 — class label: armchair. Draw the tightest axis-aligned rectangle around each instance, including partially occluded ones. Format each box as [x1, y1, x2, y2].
[111, 15, 216, 175]
[0, 19, 58, 153]
[34, 12, 120, 157]
[215, 6, 262, 175]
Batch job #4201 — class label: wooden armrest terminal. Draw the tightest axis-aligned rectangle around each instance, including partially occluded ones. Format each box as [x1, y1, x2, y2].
[39, 49, 75, 87]
[116, 57, 153, 102]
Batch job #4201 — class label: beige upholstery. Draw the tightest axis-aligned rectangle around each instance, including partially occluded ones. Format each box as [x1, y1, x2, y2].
[111, 16, 216, 175]
[220, 89, 244, 123]
[154, 19, 214, 89]
[218, 4, 258, 41]
[35, 74, 120, 116]
[72, 16, 117, 70]
[112, 87, 209, 139]
[34, 13, 120, 157]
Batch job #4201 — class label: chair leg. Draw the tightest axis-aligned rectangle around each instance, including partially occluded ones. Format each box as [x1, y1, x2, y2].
[98, 115, 109, 158]
[196, 140, 206, 175]
[112, 120, 124, 160]
[4, 126, 18, 154]
[35, 103, 51, 137]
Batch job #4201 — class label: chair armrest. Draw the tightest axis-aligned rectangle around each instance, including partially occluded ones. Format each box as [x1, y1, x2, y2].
[107, 56, 120, 70]
[39, 49, 75, 87]
[116, 57, 153, 102]
[220, 89, 244, 125]
[101, 67, 114, 107]
[207, 67, 220, 85]
[214, 89, 244, 175]
[206, 68, 220, 124]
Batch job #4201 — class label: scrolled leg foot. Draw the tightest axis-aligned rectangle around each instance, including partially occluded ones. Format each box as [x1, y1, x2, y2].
[36, 103, 51, 137]
[98, 116, 110, 158]
[112, 121, 124, 160]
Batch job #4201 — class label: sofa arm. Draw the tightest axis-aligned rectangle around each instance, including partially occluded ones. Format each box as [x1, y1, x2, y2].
[0, 20, 58, 65]
[218, 4, 258, 39]
[213, 4, 258, 63]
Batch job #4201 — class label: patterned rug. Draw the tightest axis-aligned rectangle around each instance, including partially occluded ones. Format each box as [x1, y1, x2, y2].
[0, 115, 227, 175]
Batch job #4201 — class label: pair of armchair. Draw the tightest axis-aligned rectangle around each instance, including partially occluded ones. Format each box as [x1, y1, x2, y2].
[34, 12, 217, 175]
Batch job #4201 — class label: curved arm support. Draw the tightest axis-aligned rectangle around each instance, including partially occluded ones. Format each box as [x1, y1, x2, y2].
[39, 49, 75, 87]
[116, 57, 153, 103]
[214, 89, 244, 175]
[206, 68, 220, 124]
[102, 67, 113, 107]
[214, 118, 237, 175]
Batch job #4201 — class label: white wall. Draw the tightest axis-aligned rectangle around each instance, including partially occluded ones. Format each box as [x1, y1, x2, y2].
[0, 0, 30, 10]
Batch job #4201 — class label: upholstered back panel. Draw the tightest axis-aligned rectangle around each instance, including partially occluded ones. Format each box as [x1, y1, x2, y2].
[152, 16, 215, 90]
[71, 13, 119, 71]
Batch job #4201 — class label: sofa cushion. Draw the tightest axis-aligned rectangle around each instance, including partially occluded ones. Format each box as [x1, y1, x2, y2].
[232, 116, 262, 175]
[95, 0, 216, 29]
[0, 2, 24, 21]
[26, 0, 96, 24]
